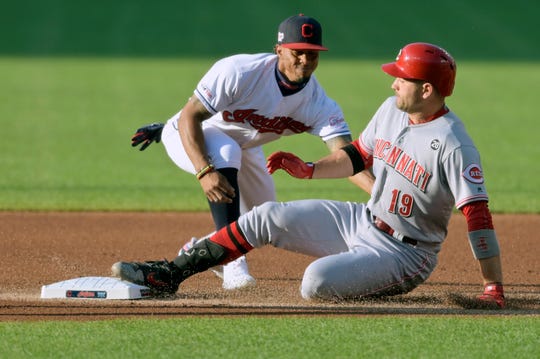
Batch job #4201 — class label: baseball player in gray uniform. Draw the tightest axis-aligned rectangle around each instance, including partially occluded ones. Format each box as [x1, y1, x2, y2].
[114, 42, 505, 308]
[130, 14, 374, 290]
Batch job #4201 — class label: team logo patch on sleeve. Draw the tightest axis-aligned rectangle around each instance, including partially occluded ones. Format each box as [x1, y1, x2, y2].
[200, 84, 214, 100]
[463, 164, 484, 184]
[329, 115, 345, 126]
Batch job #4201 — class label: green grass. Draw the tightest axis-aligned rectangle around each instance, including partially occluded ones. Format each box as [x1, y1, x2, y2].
[1, 57, 538, 212]
[1, 317, 538, 358]
[1, 1, 539, 357]
[1, 0, 538, 60]
[447, 62, 540, 212]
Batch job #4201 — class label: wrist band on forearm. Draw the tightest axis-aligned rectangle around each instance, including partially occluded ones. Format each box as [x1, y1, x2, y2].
[468, 229, 500, 259]
[196, 164, 215, 180]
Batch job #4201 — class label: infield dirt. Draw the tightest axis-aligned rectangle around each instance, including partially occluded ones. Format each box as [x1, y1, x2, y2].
[0, 212, 538, 320]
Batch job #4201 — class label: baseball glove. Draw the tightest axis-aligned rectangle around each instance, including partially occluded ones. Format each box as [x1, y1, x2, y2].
[131, 123, 164, 151]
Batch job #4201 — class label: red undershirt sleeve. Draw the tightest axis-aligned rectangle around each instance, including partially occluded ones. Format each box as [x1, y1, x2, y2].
[460, 200, 494, 231]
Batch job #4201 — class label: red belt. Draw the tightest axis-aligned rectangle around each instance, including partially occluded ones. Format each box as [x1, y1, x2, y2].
[374, 217, 418, 246]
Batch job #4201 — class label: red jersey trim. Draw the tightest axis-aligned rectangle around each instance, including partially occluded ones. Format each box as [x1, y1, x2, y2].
[409, 105, 450, 125]
[352, 138, 373, 169]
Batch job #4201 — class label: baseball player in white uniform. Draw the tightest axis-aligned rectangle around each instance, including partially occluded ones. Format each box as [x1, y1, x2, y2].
[130, 14, 374, 290]
[115, 43, 505, 308]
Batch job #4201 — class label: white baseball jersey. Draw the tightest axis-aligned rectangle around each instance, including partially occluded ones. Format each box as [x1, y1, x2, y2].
[161, 53, 351, 211]
[195, 53, 350, 148]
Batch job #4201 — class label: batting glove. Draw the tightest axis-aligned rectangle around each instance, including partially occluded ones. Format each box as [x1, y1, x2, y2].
[477, 282, 505, 308]
[131, 123, 164, 151]
[266, 151, 314, 179]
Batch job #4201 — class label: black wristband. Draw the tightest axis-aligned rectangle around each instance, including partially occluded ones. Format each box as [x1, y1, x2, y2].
[340, 144, 365, 175]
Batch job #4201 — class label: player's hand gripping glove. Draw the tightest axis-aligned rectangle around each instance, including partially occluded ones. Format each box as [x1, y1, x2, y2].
[477, 283, 505, 309]
[266, 151, 314, 179]
[131, 123, 165, 151]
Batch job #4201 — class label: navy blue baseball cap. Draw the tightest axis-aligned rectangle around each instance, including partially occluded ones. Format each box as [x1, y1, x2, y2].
[277, 14, 328, 51]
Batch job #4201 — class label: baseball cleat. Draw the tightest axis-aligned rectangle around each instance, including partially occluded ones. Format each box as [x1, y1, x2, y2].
[177, 236, 254, 289]
[179, 236, 224, 279]
[222, 256, 256, 290]
[111, 260, 180, 294]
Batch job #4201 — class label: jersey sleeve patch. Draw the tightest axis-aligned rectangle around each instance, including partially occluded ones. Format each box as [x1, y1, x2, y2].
[194, 88, 218, 114]
[462, 164, 484, 184]
[199, 83, 215, 101]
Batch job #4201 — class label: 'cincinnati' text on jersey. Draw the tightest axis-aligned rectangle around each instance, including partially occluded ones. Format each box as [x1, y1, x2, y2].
[373, 138, 432, 192]
[222, 109, 312, 134]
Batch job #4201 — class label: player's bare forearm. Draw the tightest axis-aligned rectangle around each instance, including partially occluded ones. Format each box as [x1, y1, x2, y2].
[311, 148, 355, 178]
[178, 96, 213, 170]
[325, 135, 374, 194]
[178, 97, 235, 203]
[478, 255, 504, 285]
[349, 169, 375, 195]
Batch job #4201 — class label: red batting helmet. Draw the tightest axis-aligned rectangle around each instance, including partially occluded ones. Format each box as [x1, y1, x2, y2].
[381, 42, 456, 97]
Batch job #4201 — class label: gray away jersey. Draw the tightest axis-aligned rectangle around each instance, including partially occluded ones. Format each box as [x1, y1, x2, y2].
[360, 96, 489, 244]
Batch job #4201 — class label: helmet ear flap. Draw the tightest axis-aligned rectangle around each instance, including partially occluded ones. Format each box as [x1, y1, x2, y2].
[382, 42, 456, 97]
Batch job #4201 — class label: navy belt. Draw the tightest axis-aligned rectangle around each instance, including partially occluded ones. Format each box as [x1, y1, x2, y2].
[373, 217, 418, 246]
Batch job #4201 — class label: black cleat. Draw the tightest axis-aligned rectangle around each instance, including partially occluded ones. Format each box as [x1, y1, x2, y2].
[111, 260, 180, 294]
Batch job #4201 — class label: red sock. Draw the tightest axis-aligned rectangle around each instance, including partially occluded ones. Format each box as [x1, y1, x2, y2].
[209, 222, 253, 264]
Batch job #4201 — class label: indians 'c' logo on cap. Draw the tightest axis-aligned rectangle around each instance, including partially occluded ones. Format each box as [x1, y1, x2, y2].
[463, 164, 484, 184]
[301, 24, 314, 38]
